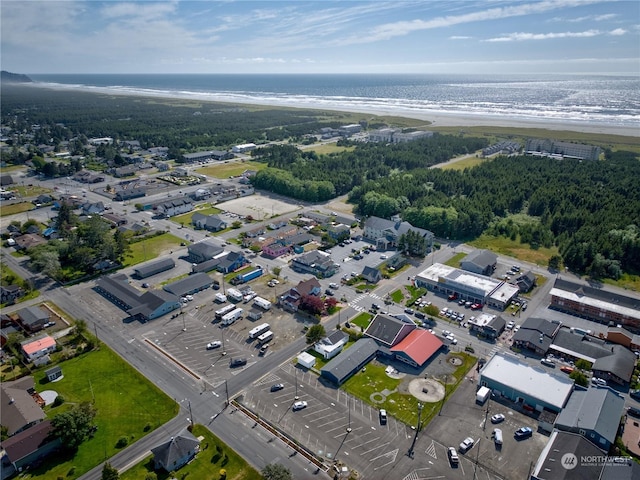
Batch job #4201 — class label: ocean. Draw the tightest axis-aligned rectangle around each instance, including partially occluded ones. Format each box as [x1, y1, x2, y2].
[28, 73, 640, 129]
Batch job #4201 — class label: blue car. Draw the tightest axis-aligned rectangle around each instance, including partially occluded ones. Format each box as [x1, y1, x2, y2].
[514, 427, 533, 439]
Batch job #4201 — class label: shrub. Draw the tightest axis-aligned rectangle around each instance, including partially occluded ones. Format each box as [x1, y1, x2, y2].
[143, 422, 152, 432]
[53, 395, 65, 407]
[116, 436, 129, 448]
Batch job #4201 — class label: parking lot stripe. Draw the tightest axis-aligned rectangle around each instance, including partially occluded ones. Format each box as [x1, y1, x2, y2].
[361, 441, 390, 455]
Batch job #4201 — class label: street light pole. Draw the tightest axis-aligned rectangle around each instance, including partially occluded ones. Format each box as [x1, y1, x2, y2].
[294, 367, 299, 400]
[346, 395, 352, 433]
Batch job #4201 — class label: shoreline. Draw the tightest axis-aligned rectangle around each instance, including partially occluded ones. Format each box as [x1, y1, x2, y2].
[18, 81, 640, 138]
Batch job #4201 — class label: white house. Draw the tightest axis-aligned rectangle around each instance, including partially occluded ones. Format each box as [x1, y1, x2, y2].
[314, 330, 348, 360]
[156, 198, 193, 217]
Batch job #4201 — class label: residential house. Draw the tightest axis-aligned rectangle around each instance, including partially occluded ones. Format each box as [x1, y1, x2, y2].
[151, 428, 200, 472]
[21, 335, 57, 362]
[81, 201, 105, 215]
[216, 251, 247, 274]
[113, 165, 137, 178]
[361, 266, 382, 284]
[191, 212, 227, 232]
[280, 278, 321, 312]
[16, 306, 50, 333]
[516, 271, 537, 293]
[0, 377, 46, 436]
[327, 223, 350, 241]
[187, 241, 224, 264]
[291, 250, 339, 278]
[1, 284, 25, 304]
[554, 387, 625, 452]
[114, 187, 146, 201]
[13, 234, 47, 251]
[460, 250, 497, 276]
[0, 420, 61, 474]
[156, 198, 193, 218]
[314, 330, 348, 360]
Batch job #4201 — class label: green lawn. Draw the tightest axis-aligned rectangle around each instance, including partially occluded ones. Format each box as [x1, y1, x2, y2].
[25, 347, 178, 479]
[304, 143, 355, 155]
[444, 252, 466, 268]
[119, 424, 261, 480]
[438, 153, 487, 171]
[0, 201, 35, 216]
[351, 312, 373, 329]
[390, 289, 404, 303]
[342, 353, 476, 428]
[196, 160, 267, 179]
[123, 233, 184, 267]
[171, 204, 223, 226]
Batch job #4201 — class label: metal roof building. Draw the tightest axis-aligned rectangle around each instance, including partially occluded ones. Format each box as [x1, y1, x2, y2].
[479, 352, 574, 413]
[320, 338, 378, 385]
[133, 258, 175, 279]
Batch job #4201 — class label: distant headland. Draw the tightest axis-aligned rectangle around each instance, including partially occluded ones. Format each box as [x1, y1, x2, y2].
[1, 71, 33, 83]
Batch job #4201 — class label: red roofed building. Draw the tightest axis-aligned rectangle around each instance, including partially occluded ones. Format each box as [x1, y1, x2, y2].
[21, 335, 56, 362]
[390, 330, 443, 368]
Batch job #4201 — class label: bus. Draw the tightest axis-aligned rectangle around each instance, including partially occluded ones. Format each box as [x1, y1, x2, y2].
[256, 330, 274, 345]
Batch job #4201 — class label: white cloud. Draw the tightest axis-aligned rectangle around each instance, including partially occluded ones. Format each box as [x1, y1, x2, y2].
[550, 13, 618, 22]
[486, 29, 602, 42]
[100, 1, 177, 20]
[340, 0, 599, 44]
[609, 28, 627, 36]
[449, 36, 472, 40]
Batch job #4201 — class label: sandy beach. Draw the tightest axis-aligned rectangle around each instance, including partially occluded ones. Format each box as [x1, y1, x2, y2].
[24, 81, 640, 138]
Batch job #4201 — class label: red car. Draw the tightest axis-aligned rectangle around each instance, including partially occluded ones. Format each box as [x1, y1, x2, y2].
[560, 366, 574, 374]
[471, 303, 483, 310]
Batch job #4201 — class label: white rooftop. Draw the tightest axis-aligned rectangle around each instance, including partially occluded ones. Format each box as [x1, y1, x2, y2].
[481, 352, 574, 410]
[550, 288, 640, 321]
[417, 263, 519, 299]
[469, 313, 497, 328]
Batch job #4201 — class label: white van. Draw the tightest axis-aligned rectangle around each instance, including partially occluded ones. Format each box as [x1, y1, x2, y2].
[492, 428, 503, 445]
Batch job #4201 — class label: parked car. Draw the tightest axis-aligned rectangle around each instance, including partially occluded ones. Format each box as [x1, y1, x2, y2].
[540, 358, 556, 368]
[292, 401, 308, 411]
[329, 283, 339, 289]
[591, 377, 607, 387]
[325, 289, 335, 296]
[404, 308, 414, 315]
[142, 282, 150, 288]
[379, 409, 387, 425]
[229, 358, 247, 368]
[206, 341, 222, 350]
[630, 390, 640, 401]
[270, 383, 284, 392]
[491, 413, 505, 424]
[459, 437, 475, 453]
[514, 427, 533, 439]
[560, 366, 574, 374]
[447, 447, 459, 466]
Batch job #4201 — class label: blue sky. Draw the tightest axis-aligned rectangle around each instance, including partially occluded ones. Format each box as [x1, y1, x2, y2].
[2, 0, 639, 74]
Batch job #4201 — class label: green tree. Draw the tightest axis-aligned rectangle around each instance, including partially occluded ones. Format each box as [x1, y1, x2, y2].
[30, 249, 61, 277]
[261, 463, 292, 480]
[51, 402, 97, 450]
[575, 359, 593, 371]
[548, 254, 562, 271]
[101, 462, 119, 480]
[305, 324, 326, 344]
[569, 370, 589, 387]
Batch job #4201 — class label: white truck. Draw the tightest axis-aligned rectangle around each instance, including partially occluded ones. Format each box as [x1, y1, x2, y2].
[476, 386, 491, 405]
[214, 293, 227, 303]
[221, 308, 243, 326]
[256, 330, 274, 345]
[226, 288, 244, 303]
[253, 296, 272, 311]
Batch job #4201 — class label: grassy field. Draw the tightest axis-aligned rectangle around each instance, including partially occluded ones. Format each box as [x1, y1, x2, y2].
[0, 201, 36, 216]
[604, 273, 640, 293]
[25, 347, 178, 479]
[119, 424, 261, 480]
[438, 153, 488, 171]
[444, 252, 466, 268]
[196, 160, 267, 179]
[304, 143, 355, 155]
[390, 289, 404, 303]
[467, 234, 559, 267]
[351, 312, 373, 329]
[123, 232, 184, 267]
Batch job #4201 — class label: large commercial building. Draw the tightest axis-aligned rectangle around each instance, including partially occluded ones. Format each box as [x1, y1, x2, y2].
[363, 216, 433, 251]
[479, 352, 574, 413]
[525, 138, 602, 161]
[550, 278, 640, 331]
[415, 263, 519, 310]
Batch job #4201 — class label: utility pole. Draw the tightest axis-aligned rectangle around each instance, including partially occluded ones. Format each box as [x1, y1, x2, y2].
[346, 395, 352, 433]
[188, 400, 194, 429]
[294, 367, 299, 400]
[224, 380, 230, 407]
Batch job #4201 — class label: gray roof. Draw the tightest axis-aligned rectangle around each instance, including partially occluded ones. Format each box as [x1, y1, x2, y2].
[362, 266, 381, 281]
[553, 278, 640, 311]
[323, 330, 348, 346]
[188, 241, 224, 260]
[0, 377, 46, 436]
[151, 428, 199, 469]
[592, 345, 636, 382]
[133, 258, 175, 278]
[461, 249, 497, 269]
[191, 258, 221, 273]
[364, 314, 415, 347]
[555, 387, 625, 445]
[320, 338, 378, 384]
[17, 306, 49, 326]
[365, 216, 433, 239]
[163, 272, 212, 297]
[551, 328, 613, 362]
[531, 430, 606, 480]
[512, 317, 560, 350]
